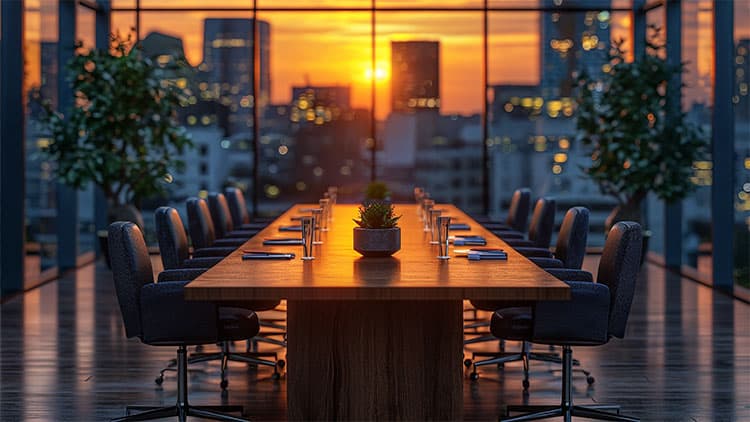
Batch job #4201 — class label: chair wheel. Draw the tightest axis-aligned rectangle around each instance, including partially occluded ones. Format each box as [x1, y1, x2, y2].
[469, 372, 479, 381]
[271, 372, 281, 380]
[587, 376, 595, 385]
[464, 359, 473, 368]
[154, 376, 163, 385]
[277, 359, 286, 369]
[220, 379, 228, 390]
[522, 379, 530, 390]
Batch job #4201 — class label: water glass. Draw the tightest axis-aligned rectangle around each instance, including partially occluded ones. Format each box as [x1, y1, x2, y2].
[301, 216, 315, 260]
[429, 209, 442, 244]
[319, 199, 330, 231]
[437, 216, 452, 260]
[422, 200, 434, 232]
[311, 208, 323, 244]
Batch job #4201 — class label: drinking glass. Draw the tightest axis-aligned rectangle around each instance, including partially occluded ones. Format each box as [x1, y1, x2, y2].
[423, 200, 434, 232]
[429, 209, 442, 244]
[319, 199, 330, 231]
[437, 216, 452, 260]
[301, 216, 315, 260]
[311, 208, 323, 244]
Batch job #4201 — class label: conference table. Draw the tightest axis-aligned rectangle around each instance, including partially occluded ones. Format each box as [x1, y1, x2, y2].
[185, 203, 570, 421]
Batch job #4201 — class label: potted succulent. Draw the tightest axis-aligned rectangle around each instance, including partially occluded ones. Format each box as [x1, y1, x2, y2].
[575, 32, 706, 237]
[36, 33, 192, 262]
[353, 201, 401, 257]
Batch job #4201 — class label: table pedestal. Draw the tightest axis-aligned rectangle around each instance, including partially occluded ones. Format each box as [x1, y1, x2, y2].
[287, 300, 463, 421]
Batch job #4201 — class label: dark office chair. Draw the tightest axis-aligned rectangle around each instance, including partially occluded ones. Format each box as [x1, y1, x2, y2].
[187, 197, 247, 250]
[493, 197, 556, 250]
[108, 221, 251, 422]
[155, 206, 234, 270]
[476, 222, 642, 422]
[482, 188, 532, 232]
[154, 207, 285, 386]
[208, 192, 258, 240]
[516, 206, 590, 269]
[224, 187, 271, 230]
[466, 207, 592, 389]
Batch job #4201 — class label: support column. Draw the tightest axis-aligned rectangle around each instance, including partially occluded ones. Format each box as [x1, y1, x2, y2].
[711, 1, 735, 290]
[664, 0, 682, 269]
[0, 0, 26, 296]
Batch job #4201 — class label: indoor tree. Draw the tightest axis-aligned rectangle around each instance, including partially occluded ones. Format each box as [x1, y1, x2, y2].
[575, 30, 706, 229]
[37, 32, 192, 224]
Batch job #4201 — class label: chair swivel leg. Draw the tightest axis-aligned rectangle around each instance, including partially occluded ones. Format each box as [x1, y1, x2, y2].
[114, 346, 248, 422]
[501, 346, 638, 422]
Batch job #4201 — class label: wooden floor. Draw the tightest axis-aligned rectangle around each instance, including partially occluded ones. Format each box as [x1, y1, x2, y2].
[1, 256, 748, 421]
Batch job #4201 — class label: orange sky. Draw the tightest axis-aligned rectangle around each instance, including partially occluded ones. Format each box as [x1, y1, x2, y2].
[25, 3, 750, 118]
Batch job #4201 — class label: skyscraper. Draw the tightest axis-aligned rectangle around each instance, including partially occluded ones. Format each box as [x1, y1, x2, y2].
[390, 41, 440, 113]
[736, 39, 750, 121]
[540, 0, 611, 99]
[201, 18, 270, 135]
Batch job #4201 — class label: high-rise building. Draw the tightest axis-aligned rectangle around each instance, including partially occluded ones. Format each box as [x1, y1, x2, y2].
[201, 18, 271, 134]
[540, 0, 611, 99]
[290, 85, 351, 125]
[390, 41, 440, 113]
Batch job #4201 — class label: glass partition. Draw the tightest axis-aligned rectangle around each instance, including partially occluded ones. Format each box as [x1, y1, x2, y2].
[24, 0, 59, 286]
[681, 0, 713, 275]
[376, 12, 483, 211]
[735, 2, 750, 288]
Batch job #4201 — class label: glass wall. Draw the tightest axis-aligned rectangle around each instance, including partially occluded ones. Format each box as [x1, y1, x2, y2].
[489, 6, 630, 246]
[76, 4, 97, 254]
[735, 1, 750, 288]
[24, 0, 59, 286]
[376, 12, 483, 212]
[681, 0, 713, 275]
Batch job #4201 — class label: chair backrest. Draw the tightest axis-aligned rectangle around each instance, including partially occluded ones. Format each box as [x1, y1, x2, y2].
[186, 197, 217, 250]
[207, 193, 235, 239]
[597, 221, 642, 339]
[108, 221, 153, 339]
[554, 207, 590, 269]
[225, 187, 250, 226]
[155, 207, 190, 270]
[527, 197, 556, 248]
[505, 188, 531, 232]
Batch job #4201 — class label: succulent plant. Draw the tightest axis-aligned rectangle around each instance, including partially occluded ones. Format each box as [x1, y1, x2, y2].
[353, 201, 400, 229]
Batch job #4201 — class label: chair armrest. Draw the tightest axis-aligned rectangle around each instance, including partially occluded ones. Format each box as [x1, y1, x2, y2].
[193, 247, 235, 257]
[532, 281, 610, 344]
[528, 257, 564, 268]
[504, 239, 534, 247]
[545, 268, 593, 282]
[140, 281, 218, 344]
[182, 256, 223, 268]
[514, 247, 554, 258]
[158, 268, 206, 282]
[212, 238, 246, 247]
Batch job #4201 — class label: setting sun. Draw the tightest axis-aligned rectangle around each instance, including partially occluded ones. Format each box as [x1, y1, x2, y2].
[364, 66, 389, 82]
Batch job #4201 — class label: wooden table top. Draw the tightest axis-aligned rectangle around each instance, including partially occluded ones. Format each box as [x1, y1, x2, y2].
[184, 204, 570, 301]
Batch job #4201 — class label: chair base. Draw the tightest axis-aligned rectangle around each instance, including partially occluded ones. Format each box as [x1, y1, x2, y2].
[499, 346, 638, 422]
[114, 346, 248, 422]
[469, 342, 592, 390]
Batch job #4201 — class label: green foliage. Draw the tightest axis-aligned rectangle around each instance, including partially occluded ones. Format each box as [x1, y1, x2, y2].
[36, 32, 192, 207]
[365, 181, 390, 200]
[575, 30, 706, 208]
[353, 201, 401, 229]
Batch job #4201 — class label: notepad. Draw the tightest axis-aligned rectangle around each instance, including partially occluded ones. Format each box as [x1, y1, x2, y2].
[263, 238, 304, 245]
[453, 235, 487, 246]
[242, 252, 296, 260]
[449, 223, 471, 231]
[279, 225, 302, 232]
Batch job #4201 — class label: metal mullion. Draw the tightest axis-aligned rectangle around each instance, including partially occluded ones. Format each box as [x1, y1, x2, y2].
[111, 7, 635, 13]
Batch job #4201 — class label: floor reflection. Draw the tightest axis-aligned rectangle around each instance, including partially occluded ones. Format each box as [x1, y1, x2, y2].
[0, 256, 747, 420]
